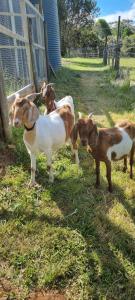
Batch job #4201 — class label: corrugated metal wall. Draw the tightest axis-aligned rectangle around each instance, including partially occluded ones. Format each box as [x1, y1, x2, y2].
[31, 0, 61, 71]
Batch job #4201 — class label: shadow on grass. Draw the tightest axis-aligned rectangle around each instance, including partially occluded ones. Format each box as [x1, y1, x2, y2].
[72, 61, 104, 69]
[2, 58, 135, 299]
[2, 138, 135, 299]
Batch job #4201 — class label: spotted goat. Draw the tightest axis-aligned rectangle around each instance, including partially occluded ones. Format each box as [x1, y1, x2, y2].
[10, 94, 79, 186]
[71, 114, 135, 192]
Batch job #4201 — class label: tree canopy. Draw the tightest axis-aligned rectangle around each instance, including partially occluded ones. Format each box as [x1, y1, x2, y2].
[95, 19, 112, 40]
[57, 0, 99, 55]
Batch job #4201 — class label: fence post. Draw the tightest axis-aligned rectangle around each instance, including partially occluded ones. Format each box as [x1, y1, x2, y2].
[114, 16, 121, 75]
[27, 17, 39, 92]
[43, 21, 50, 81]
[0, 68, 11, 142]
[20, 0, 33, 83]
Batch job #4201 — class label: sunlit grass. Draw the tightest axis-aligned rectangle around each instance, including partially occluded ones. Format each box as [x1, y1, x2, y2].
[0, 57, 135, 299]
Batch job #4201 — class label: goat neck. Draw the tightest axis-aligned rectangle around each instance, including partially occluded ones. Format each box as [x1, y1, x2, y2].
[88, 124, 99, 152]
[46, 99, 57, 114]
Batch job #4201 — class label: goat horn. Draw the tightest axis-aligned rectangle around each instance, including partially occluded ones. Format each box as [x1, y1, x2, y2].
[15, 93, 20, 99]
[47, 83, 55, 86]
[88, 112, 94, 118]
[78, 112, 82, 119]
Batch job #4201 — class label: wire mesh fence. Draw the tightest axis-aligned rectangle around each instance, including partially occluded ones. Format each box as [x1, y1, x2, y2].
[68, 47, 100, 58]
[0, 0, 47, 96]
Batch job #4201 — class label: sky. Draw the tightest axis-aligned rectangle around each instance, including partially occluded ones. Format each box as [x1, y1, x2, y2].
[97, 0, 135, 22]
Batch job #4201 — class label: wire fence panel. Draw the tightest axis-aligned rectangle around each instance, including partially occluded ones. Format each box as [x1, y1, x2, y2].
[0, 0, 47, 96]
[69, 47, 100, 58]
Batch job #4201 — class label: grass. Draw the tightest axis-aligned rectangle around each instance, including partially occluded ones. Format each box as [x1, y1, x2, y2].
[1, 57, 135, 299]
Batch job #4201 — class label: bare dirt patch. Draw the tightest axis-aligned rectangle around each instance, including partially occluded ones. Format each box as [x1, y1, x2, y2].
[0, 145, 15, 177]
[28, 291, 67, 300]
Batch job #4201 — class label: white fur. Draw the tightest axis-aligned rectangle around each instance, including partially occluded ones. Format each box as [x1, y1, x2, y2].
[107, 128, 133, 161]
[54, 96, 74, 114]
[23, 107, 77, 185]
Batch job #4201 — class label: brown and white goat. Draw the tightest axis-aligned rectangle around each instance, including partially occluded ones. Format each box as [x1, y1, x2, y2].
[40, 82, 74, 115]
[10, 94, 79, 186]
[71, 114, 135, 192]
[41, 82, 56, 114]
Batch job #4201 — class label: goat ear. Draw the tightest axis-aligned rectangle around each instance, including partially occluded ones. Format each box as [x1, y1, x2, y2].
[42, 81, 47, 89]
[88, 112, 93, 119]
[71, 123, 79, 144]
[9, 103, 15, 126]
[28, 103, 39, 124]
[26, 93, 40, 102]
[9, 108, 13, 126]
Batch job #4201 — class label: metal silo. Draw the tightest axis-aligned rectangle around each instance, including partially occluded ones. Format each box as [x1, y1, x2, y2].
[43, 0, 61, 71]
[30, 0, 61, 71]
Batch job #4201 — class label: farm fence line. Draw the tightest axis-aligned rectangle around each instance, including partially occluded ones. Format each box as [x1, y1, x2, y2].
[0, 0, 47, 97]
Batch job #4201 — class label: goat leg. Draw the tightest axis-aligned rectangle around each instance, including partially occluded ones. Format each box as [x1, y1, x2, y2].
[105, 160, 112, 193]
[29, 153, 36, 187]
[46, 151, 54, 183]
[130, 145, 134, 179]
[70, 142, 79, 165]
[123, 156, 127, 173]
[95, 160, 100, 188]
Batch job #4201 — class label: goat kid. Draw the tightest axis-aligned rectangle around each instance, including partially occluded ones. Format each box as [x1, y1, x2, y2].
[10, 94, 79, 186]
[71, 114, 135, 192]
[41, 82, 74, 115]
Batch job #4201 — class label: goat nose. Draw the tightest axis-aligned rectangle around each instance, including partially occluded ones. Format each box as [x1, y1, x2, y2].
[14, 119, 19, 127]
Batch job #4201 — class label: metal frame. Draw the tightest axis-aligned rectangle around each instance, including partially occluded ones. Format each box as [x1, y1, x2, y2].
[0, 0, 47, 87]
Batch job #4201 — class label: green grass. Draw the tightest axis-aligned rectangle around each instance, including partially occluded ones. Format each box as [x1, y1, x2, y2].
[1, 58, 135, 299]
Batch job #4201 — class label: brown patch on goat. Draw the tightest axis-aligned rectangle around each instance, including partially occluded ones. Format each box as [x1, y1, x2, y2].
[41, 83, 56, 114]
[117, 120, 135, 140]
[95, 128, 122, 161]
[57, 105, 74, 140]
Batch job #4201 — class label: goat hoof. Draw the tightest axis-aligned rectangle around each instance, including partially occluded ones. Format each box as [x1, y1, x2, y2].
[28, 181, 36, 187]
[130, 174, 133, 179]
[108, 187, 113, 193]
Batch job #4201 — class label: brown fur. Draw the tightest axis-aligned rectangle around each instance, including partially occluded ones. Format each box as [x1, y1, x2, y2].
[116, 120, 135, 140]
[41, 82, 56, 114]
[57, 105, 74, 141]
[72, 116, 134, 192]
[11, 96, 39, 146]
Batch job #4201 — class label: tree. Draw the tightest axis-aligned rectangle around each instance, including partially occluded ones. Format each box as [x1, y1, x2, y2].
[57, 0, 99, 56]
[122, 34, 135, 56]
[95, 19, 112, 65]
[110, 19, 135, 38]
[80, 26, 99, 49]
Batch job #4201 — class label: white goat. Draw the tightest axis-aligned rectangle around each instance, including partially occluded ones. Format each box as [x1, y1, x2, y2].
[10, 94, 79, 186]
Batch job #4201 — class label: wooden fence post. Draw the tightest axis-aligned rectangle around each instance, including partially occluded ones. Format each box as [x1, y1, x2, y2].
[43, 21, 50, 81]
[0, 68, 11, 142]
[20, 0, 33, 83]
[114, 16, 121, 75]
[27, 17, 39, 92]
